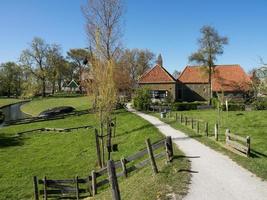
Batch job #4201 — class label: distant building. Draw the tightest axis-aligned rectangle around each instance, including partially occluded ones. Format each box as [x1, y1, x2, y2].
[138, 64, 251, 102]
[138, 64, 177, 102]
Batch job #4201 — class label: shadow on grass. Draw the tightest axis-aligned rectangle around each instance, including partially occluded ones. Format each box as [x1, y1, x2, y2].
[178, 169, 199, 173]
[250, 150, 267, 158]
[117, 124, 154, 136]
[0, 134, 24, 148]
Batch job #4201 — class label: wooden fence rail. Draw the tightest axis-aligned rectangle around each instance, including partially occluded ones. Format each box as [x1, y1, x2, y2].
[33, 136, 173, 200]
[167, 111, 252, 157]
[225, 129, 250, 157]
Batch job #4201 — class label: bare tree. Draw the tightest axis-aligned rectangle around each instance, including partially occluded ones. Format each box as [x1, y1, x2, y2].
[189, 25, 228, 103]
[172, 70, 180, 79]
[20, 37, 49, 97]
[82, 0, 124, 61]
[118, 48, 155, 89]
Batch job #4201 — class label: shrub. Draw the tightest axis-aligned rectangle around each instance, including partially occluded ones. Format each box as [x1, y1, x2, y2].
[133, 87, 151, 111]
[171, 102, 207, 111]
[222, 103, 245, 111]
[252, 100, 267, 110]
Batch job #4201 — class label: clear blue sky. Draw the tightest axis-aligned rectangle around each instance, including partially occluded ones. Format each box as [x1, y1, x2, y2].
[1, 0, 267, 73]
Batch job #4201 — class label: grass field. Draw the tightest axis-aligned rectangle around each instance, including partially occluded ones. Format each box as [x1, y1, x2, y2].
[0, 98, 24, 108]
[0, 99, 190, 199]
[21, 96, 91, 116]
[152, 109, 267, 180]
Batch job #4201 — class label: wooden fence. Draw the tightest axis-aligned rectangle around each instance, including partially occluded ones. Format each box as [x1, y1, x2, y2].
[225, 129, 250, 157]
[168, 112, 251, 157]
[33, 136, 173, 200]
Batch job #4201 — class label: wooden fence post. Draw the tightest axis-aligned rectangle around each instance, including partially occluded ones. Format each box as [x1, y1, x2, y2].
[145, 138, 158, 174]
[91, 170, 97, 196]
[95, 129, 102, 168]
[107, 160, 121, 200]
[43, 176, 47, 200]
[214, 123, 219, 141]
[75, 176, 79, 200]
[112, 117, 117, 138]
[205, 122, 209, 136]
[246, 136, 251, 156]
[185, 116, 188, 126]
[33, 176, 39, 200]
[180, 114, 183, 123]
[165, 136, 173, 162]
[225, 129, 230, 142]
[87, 176, 92, 196]
[120, 157, 127, 178]
[175, 113, 178, 121]
[191, 118, 194, 129]
[197, 121, 200, 134]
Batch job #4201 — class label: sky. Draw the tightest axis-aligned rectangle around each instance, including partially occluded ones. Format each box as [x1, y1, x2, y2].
[0, 0, 267, 74]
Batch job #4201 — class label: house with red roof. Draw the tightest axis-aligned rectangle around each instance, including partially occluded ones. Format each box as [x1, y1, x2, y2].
[138, 64, 251, 102]
[138, 64, 177, 101]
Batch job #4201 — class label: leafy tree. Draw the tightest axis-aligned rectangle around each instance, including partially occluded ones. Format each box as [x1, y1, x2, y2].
[47, 44, 68, 94]
[0, 62, 23, 97]
[189, 25, 228, 102]
[133, 87, 151, 111]
[67, 48, 90, 87]
[20, 37, 49, 97]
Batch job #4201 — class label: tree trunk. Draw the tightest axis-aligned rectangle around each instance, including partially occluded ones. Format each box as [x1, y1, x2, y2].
[209, 65, 212, 105]
[52, 80, 55, 95]
[42, 78, 46, 97]
[57, 78, 62, 92]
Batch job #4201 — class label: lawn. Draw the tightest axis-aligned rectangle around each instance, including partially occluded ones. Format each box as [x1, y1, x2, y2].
[21, 96, 91, 116]
[0, 98, 24, 108]
[152, 109, 267, 180]
[0, 108, 190, 199]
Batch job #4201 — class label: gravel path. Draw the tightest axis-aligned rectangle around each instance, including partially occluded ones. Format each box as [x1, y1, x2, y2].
[127, 105, 267, 200]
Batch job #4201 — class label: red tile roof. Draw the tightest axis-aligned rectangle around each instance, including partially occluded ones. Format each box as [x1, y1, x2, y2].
[178, 65, 251, 92]
[138, 64, 176, 83]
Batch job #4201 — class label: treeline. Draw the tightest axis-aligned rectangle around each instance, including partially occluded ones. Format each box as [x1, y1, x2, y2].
[0, 37, 156, 98]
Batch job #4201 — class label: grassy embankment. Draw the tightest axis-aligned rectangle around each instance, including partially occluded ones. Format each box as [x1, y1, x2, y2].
[0, 98, 24, 108]
[0, 97, 190, 200]
[20, 96, 91, 116]
[152, 109, 267, 180]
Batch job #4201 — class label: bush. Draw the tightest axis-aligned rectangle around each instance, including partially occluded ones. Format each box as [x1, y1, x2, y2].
[222, 103, 245, 111]
[171, 102, 207, 111]
[211, 98, 220, 108]
[133, 87, 151, 111]
[252, 100, 267, 110]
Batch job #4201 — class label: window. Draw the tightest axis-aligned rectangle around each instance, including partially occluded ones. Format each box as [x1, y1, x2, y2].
[150, 90, 167, 99]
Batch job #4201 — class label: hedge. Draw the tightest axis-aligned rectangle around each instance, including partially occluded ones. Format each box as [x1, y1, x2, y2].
[222, 104, 245, 111]
[171, 102, 207, 111]
[252, 100, 267, 110]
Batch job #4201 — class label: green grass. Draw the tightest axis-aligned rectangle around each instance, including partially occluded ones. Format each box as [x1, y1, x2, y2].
[94, 147, 190, 200]
[0, 109, 190, 200]
[21, 96, 91, 116]
[152, 109, 267, 180]
[0, 98, 24, 108]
